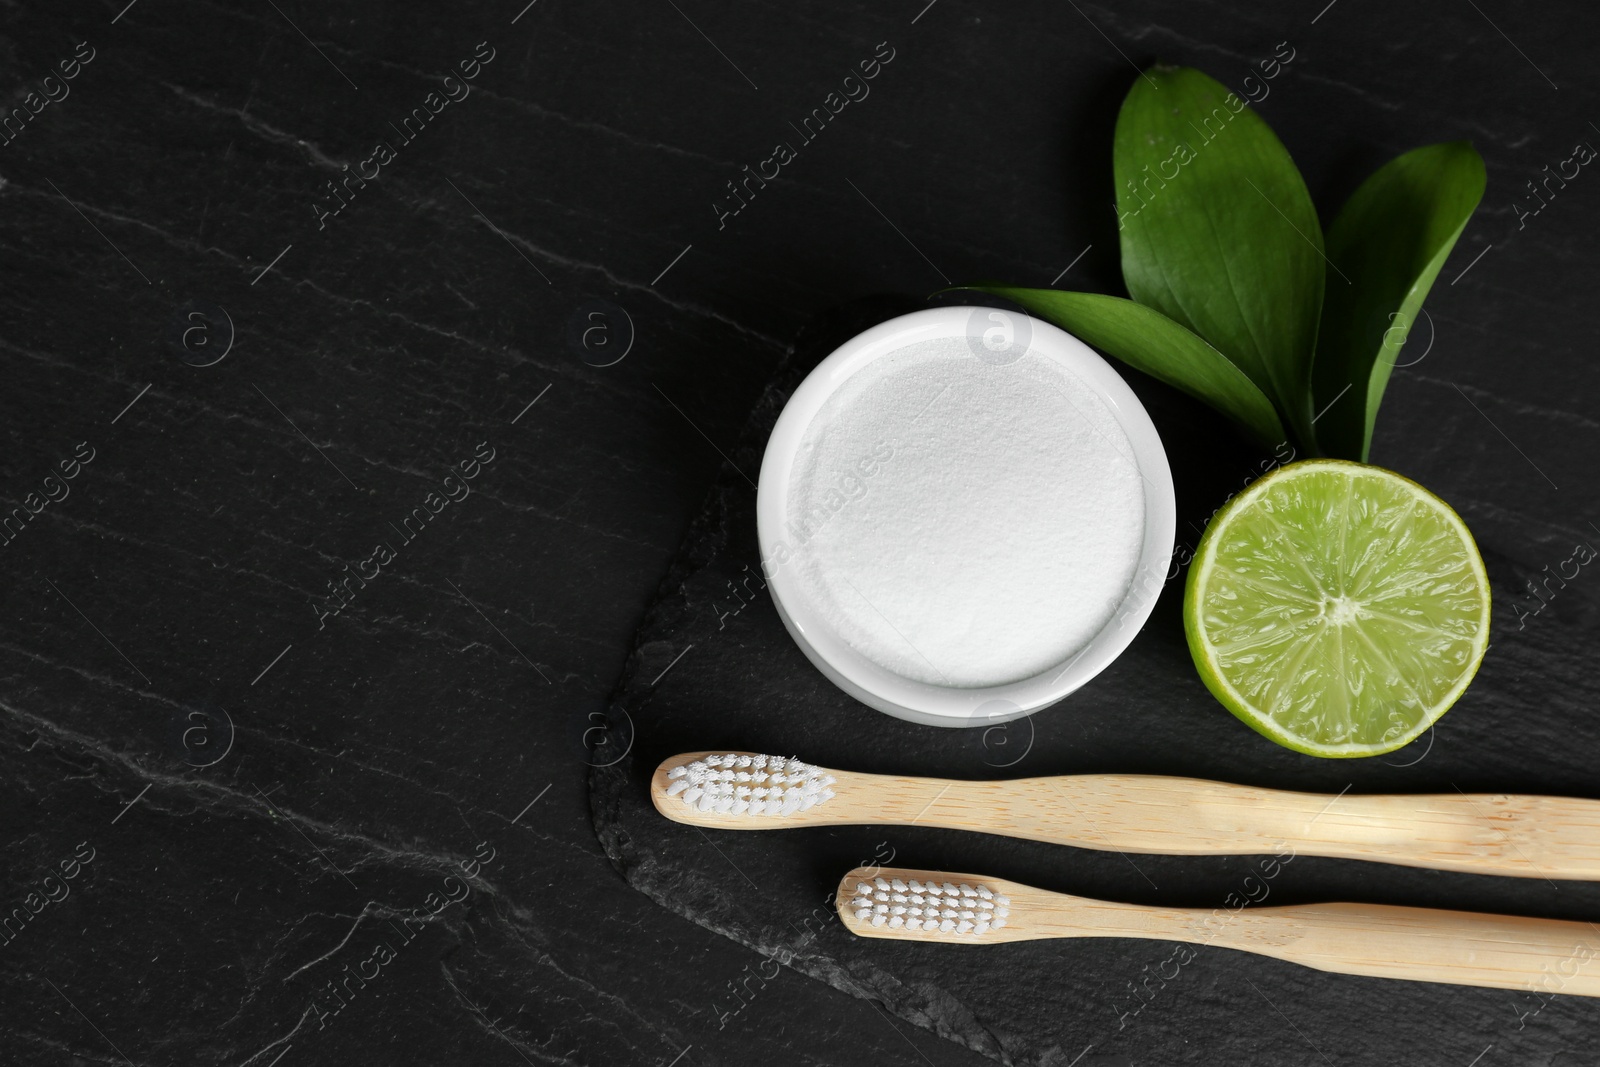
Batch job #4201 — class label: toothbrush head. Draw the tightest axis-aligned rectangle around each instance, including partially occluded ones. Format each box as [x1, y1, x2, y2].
[650, 751, 840, 828]
[846, 874, 1008, 934]
[836, 867, 1027, 943]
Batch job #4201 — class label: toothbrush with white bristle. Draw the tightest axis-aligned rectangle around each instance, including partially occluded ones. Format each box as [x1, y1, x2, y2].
[659, 752, 838, 816]
[836, 866, 1600, 996]
[651, 751, 1600, 880]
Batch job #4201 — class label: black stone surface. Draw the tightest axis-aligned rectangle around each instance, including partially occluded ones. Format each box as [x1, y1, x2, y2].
[1, 1, 1597, 1065]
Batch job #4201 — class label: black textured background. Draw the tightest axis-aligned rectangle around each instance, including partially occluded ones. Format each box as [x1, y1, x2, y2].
[2, 2, 1597, 1066]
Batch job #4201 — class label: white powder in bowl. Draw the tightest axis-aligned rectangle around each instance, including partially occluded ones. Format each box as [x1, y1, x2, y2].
[781, 336, 1146, 688]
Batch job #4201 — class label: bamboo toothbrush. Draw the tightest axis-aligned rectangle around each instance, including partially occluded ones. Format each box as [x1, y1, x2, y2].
[650, 751, 1600, 880]
[835, 866, 1600, 996]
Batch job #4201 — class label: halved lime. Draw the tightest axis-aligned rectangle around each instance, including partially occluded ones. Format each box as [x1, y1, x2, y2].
[1184, 459, 1490, 757]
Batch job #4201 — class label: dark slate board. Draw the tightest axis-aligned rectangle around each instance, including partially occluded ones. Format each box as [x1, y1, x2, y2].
[590, 297, 1600, 1066]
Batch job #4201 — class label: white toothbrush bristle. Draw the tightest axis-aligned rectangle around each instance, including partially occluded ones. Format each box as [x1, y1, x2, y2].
[662, 754, 836, 817]
[848, 879, 1009, 937]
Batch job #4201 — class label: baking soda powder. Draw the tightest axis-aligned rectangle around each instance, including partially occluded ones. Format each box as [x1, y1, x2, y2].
[783, 336, 1145, 688]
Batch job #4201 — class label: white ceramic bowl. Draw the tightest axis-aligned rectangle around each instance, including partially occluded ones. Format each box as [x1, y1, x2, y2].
[757, 306, 1176, 727]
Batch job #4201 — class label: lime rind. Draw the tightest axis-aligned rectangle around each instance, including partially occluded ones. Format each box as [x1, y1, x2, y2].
[1184, 459, 1491, 758]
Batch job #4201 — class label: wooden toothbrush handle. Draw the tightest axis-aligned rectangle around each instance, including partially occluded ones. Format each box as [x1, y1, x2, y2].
[889, 775, 1600, 880]
[838, 869, 1600, 998]
[1278, 789, 1600, 880]
[1200, 902, 1600, 996]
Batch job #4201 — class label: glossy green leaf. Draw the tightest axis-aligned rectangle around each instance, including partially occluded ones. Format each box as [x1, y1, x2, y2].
[967, 287, 1286, 447]
[1312, 142, 1486, 461]
[1115, 66, 1324, 447]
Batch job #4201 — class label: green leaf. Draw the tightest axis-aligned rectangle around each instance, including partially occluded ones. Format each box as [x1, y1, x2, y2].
[1115, 65, 1324, 447]
[1312, 141, 1486, 461]
[967, 287, 1286, 447]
